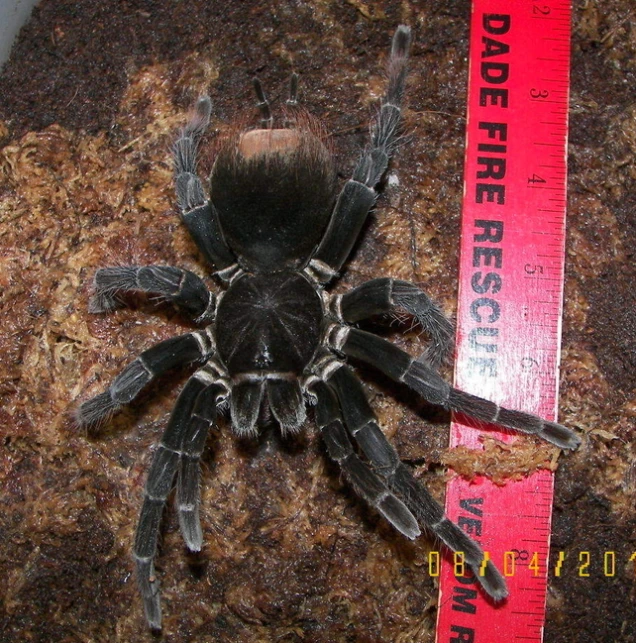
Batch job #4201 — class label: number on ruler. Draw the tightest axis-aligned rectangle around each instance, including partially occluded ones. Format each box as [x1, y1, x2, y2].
[532, 4, 551, 16]
[530, 88, 550, 99]
[521, 356, 540, 371]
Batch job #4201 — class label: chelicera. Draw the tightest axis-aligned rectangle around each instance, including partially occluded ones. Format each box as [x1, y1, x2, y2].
[76, 26, 579, 628]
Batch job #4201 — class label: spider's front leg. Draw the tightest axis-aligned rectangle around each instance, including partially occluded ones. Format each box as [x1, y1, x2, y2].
[89, 265, 216, 324]
[320, 362, 508, 600]
[76, 329, 215, 426]
[312, 378, 420, 539]
[134, 370, 226, 629]
[334, 326, 580, 449]
[333, 278, 454, 369]
[309, 25, 412, 281]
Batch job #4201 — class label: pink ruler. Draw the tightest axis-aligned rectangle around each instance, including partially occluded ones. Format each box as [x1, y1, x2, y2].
[435, 1, 571, 641]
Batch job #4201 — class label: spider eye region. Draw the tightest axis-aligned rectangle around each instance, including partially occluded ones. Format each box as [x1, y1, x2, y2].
[210, 129, 337, 272]
[215, 272, 323, 376]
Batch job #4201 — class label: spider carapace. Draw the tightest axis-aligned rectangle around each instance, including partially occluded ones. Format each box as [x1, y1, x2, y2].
[77, 26, 579, 629]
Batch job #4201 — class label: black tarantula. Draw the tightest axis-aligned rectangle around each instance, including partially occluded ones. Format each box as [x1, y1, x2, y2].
[77, 26, 580, 629]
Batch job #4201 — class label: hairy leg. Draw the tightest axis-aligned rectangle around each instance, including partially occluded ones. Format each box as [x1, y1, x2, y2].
[332, 327, 580, 449]
[89, 265, 215, 324]
[312, 378, 420, 539]
[308, 26, 412, 281]
[133, 373, 223, 629]
[334, 278, 453, 368]
[324, 363, 508, 600]
[76, 330, 215, 427]
[173, 96, 236, 271]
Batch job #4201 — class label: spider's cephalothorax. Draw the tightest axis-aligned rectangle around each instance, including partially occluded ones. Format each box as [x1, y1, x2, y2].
[77, 26, 580, 629]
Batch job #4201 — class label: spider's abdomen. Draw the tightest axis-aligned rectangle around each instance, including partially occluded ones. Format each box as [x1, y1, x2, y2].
[210, 128, 336, 272]
[215, 271, 323, 376]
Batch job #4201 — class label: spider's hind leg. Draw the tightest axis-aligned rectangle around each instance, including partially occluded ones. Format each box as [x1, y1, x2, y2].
[173, 96, 235, 272]
[309, 25, 412, 281]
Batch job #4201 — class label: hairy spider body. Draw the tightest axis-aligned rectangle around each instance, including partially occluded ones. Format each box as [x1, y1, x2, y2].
[216, 271, 323, 433]
[77, 26, 579, 629]
[212, 128, 336, 272]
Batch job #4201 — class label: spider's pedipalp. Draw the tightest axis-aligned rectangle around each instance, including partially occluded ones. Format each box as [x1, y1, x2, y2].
[177, 380, 224, 550]
[324, 365, 402, 475]
[338, 278, 454, 368]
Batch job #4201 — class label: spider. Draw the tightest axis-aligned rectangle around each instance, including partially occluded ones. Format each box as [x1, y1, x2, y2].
[76, 26, 580, 629]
